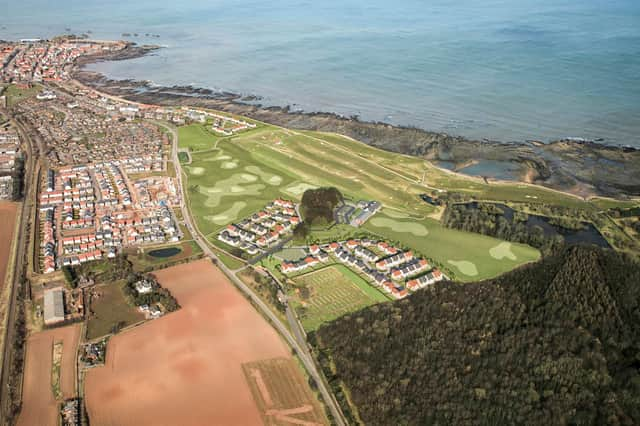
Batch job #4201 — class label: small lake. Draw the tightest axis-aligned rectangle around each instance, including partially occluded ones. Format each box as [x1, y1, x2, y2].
[458, 160, 521, 181]
[148, 247, 182, 258]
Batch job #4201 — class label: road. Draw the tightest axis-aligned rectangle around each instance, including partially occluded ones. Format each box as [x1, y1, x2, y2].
[158, 121, 347, 426]
[0, 113, 39, 424]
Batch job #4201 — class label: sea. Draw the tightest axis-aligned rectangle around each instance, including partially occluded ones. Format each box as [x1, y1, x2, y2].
[2, 0, 639, 146]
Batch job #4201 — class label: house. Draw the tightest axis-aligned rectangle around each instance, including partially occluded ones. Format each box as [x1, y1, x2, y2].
[376, 250, 413, 271]
[346, 239, 359, 250]
[354, 246, 378, 262]
[134, 279, 153, 295]
[309, 244, 320, 255]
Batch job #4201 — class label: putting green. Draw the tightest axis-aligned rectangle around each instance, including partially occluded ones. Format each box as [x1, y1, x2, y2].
[448, 260, 478, 277]
[489, 242, 517, 260]
[369, 217, 429, 237]
[204, 201, 247, 224]
[186, 166, 205, 175]
[282, 182, 318, 196]
[245, 165, 283, 186]
[274, 247, 307, 261]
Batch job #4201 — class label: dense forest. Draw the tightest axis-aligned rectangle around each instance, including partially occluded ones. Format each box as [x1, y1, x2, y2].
[442, 203, 571, 254]
[313, 246, 640, 425]
[300, 187, 343, 225]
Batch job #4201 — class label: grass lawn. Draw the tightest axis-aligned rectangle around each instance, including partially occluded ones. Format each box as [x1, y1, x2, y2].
[212, 248, 245, 270]
[86, 281, 144, 340]
[178, 119, 613, 283]
[289, 265, 388, 331]
[363, 209, 541, 282]
[4, 83, 41, 106]
[178, 123, 224, 152]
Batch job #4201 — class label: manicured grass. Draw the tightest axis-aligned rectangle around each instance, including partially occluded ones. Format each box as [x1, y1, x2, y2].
[178, 123, 223, 152]
[211, 247, 245, 270]
[179, 121, 580, 283]
[302, 130, 598, 210]
[86, 281, 144, 340]
[289, 265, 387, 331]
[363, 210, 541, 282]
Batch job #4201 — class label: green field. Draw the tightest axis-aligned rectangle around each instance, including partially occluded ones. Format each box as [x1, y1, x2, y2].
[3, 83, 41, 106]
[179, 121, 611, 281]
[86, 281, 144, 340]
[289, 265, 388, 331]
[363, 209, 541, 281]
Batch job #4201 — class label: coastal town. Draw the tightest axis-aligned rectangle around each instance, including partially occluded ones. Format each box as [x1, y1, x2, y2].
[0, 36, 450, 425]
[1, 32, 637, 426]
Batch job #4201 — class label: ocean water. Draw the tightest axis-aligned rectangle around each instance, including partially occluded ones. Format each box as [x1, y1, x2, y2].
[2, 0, 639, 146]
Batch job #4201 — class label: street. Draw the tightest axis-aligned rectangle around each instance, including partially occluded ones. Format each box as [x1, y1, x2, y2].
[159, 121, 347, 426]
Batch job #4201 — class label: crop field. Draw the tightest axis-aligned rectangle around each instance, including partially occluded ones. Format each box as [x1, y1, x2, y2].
[84, 260, 315, 426]
[242, 357, 327, 426]
[290, 265, 388, 331]
[18, 325, 81, 426]
[86, 281, 144, 340]
[363, 210, 541, 281]
[0, 202, 18, 289]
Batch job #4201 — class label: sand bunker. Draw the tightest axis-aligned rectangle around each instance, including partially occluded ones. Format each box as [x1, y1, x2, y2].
[489, 242, 517, 260]
[84, 260, 291, 426]
[221, 161, 239, 169]
[204, 201, 247, 225]
[186, 166, 205, 176]
[245, 165, 283, 186]
[197, 174, 266, 208]
[239, 173, 258, 182]
[448, 260, 478, 277]
[283, 182, 318, 196]
[369, 217, 429, 237]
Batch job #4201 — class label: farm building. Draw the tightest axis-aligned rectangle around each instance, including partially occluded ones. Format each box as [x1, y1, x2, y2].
[44, 287, 65, 325]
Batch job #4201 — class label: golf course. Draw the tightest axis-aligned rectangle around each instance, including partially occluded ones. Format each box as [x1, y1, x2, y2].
[178, 120, 545, 281]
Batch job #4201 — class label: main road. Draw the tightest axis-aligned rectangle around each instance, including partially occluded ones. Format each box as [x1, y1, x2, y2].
[158, 121, 348, 426]
[0, 113, 40, 424]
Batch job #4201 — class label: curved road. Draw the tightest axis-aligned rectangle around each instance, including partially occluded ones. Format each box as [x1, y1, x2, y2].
[159, 121, 347, 426]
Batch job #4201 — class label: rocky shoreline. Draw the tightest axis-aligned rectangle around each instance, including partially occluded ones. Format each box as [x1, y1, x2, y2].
[74, 44, 640, 199]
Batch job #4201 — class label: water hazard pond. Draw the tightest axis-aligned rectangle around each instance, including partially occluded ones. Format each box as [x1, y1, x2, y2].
[148, 247, 182, 258]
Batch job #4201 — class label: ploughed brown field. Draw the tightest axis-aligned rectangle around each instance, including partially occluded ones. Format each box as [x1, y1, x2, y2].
[0, 201, 18, 289]
[17, 324, 81, 426]
[85, 259, 321, 426]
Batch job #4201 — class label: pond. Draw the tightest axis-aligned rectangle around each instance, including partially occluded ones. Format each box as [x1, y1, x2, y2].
[467, 202, 611, 248]
[148, 247, 182, 258]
